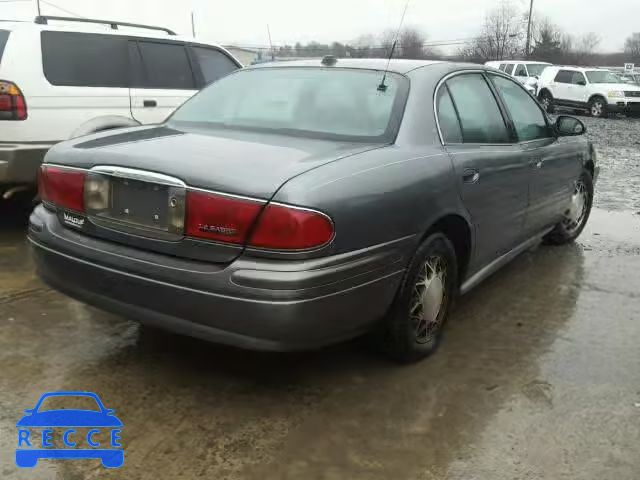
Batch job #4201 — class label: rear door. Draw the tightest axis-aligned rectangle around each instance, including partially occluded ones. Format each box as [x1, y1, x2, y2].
[129, 40, 198, 124]
[513, 64, 528, 84]
[437, 72, 530, 272]
[489, 73, 581, 234]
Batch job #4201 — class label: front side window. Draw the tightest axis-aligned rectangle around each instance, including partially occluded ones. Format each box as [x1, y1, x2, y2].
[436, 86, 463, 144]
[491, 75, 549, 142]
[192, 47, 239, 86]
[585, 70, 622, 84]
[514, 64, 528, 77]
[137, 41, 195, 90]
[526, 64, 548, 77]
[499, 64, 507, 71]
[571, 72, 587, 85]
[505, 64, 515, 75]
[41, 31, 128, 87]
[554, 70, 573, 83]
[445, 73, 510, 144]
[170, 68, 409, 142]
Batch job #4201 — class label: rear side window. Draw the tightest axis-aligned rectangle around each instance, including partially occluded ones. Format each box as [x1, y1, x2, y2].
[0, 30, 9, 64]
[571, 72, 587, 85]
[499, 63, 507, 71]
[554, 70, 573, 83]
[137, 41, 195, 89]
[192, 47, 238, 86]
[445, 73, 510, 144]
[41, 31, 128, 87]
[436, 87, 463, 143]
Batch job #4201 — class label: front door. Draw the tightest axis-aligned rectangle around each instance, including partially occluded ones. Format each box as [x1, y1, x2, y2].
[487, 73, 583, 235]
[436, 73, 530, 273]
[128, 40, 198, 125]
[566, 71, 589, 106]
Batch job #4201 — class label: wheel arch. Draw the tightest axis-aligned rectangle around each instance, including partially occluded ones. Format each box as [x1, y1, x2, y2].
[538, 87, 552, 99]
[588, 93, 606, 104]
[70, 115, 141, 139]
[420, 213, 473, 286]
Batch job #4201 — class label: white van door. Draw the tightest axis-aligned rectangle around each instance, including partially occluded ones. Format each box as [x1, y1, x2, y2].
[128, 40, 198, 125]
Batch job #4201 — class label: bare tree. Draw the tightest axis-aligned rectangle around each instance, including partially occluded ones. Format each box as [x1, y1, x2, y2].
[574, 32, 601, 64]
[398, 28, 426, 59]
[625, 33, 640, 58]
[471, 0, 525, 61]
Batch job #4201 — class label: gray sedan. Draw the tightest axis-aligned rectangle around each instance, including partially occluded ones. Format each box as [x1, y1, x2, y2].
[29, 59, 598, 362]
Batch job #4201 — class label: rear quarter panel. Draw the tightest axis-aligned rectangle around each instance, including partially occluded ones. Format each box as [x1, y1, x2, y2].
[272, 64, 472, 259]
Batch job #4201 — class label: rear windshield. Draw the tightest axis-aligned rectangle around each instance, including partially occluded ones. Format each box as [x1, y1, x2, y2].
[585, 70, 621, 84]
[0, 30, 9, 64]
[169, 67, 409, 143]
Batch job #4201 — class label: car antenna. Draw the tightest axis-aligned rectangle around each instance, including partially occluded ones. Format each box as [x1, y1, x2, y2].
[378, 0, 411, 92]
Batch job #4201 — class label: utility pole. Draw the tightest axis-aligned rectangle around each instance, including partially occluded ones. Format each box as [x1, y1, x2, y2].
[267, 24, 274, 61]
[191, 11, 196, 37]
[525, 0, 534, 57]
[36, 0, 41, 16]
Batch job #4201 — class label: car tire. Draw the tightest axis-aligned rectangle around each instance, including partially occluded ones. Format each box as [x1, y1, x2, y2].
[544, 169, 594, 245]
[588, 96, 608, 118]
[539, 91, 555, 113]
[376, 233, 458, 363]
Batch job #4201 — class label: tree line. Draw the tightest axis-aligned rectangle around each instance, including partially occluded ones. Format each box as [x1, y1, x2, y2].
[266, 0, 639, 66]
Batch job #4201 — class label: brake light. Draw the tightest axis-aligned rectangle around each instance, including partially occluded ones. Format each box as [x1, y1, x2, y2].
[185, 191, 334, 250]
[185, 190, 264, 244]
[39, 165, 86, 213]
[250, 204, 334, 250]
[0, 80, 27, 121]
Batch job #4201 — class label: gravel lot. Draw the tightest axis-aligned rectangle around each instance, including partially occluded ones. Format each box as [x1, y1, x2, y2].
[578, 115, 640, 213]
[0, 117, 639, 480]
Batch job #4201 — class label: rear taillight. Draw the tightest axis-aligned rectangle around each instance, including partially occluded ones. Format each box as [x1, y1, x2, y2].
[39, 165, 86, 213]
[250, 204, 334, 250]
[0, 80, 27, 121]
[185, 190, 264, 244]
[185, 191, 334, 250]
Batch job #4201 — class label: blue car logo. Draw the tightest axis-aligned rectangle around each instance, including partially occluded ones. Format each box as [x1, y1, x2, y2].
[16, 391, 123, 468]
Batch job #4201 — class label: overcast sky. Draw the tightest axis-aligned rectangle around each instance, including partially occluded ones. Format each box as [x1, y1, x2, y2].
[3, 0, 638, 52]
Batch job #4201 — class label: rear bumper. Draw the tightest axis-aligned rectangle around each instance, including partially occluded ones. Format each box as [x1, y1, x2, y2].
[28, 205, 407, 351]
[0, 142, 54, 185]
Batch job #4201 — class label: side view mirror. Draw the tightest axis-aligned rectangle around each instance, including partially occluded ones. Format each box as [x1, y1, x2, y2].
[23, 409, 34, 414]
[555, 116, 586, 136]
[577, 80, 586, 86]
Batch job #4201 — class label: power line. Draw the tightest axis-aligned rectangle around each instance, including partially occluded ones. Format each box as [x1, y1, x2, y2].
[40, 0, 86, 18]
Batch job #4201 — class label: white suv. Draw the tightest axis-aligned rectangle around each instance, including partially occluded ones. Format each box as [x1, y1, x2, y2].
[537, 66, 640, 118]
[0, 16, 241, 199]
[485, 60, 551, 93]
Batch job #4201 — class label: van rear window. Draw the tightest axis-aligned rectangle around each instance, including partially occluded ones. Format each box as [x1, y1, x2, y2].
[0, 30, 9, 64]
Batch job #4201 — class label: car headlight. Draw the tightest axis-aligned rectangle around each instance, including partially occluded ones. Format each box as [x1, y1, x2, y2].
[607, 91, 625, 98]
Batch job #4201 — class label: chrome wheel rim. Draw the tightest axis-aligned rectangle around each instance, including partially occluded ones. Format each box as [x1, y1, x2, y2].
[563, 180, 589, 233]
[541, 96, 550, 109]
[410, 256, 447, 344]
[591, 101, 604, 117]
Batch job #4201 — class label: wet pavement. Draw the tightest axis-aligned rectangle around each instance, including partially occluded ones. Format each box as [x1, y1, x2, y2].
[1, 120, 640, 479]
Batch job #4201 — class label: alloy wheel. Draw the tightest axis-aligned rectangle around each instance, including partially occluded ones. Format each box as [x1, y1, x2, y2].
[410, 256, 447, 344]
[591, 100, 604, 117]
[563, 180, 589, 234]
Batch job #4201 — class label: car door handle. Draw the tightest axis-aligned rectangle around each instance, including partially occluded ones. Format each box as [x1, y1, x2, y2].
[531, 158, 543, 169]
[462, 168, 480, 184]
[143, 100, 157, 108]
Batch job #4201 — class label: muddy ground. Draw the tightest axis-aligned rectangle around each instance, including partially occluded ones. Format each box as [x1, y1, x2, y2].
[0, 117, 639, 479]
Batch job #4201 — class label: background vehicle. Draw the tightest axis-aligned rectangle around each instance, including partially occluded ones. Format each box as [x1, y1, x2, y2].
[29, 60, 597, 363]
[537, 66, 640, 118]
[0, 16, 241, 199]
[485, 60, 551, 93]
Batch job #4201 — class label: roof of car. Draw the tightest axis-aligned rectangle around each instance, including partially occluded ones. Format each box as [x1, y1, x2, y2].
[487, 60, 551, 65]
[0, 18, 211, 45]
[250, 58, 444, 74]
